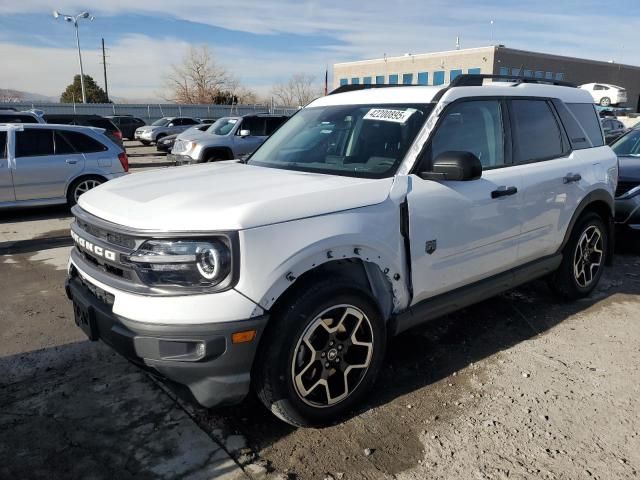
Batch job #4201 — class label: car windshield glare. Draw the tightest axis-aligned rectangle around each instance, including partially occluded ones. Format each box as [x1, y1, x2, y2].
[248, 103, 433, 178]
[612, 129, 640, 157]
[207, 118, 238, 135]
[152, 118, 170, 126]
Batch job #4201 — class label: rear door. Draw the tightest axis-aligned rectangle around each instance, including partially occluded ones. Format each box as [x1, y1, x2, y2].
[510, 99, 585, 262]
[0, 130, 15, 202]
[407, 99, 523, 303]
[13, 128, 84, 201]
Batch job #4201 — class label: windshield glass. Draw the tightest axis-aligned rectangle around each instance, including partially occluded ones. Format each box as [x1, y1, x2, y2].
[152, 118, 171, 126]
[248, 104, 433, 178]
[207, 117, 238, 135]
[612, 129, 640, 156]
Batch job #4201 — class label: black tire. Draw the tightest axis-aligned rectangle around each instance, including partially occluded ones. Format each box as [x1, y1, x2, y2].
[155, 134, 166, 143]
[67, 175, 104, 207]
[600, 97, 611, 107]
[140, 140, 151, 146]
[549, 212, 608, 299]
[253, 278, 386, 427]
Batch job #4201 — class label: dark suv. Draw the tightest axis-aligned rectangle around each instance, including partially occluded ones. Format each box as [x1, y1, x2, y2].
[43, 114, 123, 148]
[105, 115, 146, 140]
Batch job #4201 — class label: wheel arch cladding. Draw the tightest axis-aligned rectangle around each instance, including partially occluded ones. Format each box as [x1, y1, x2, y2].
[560, 189, 615, 266]
[202, 146, 233, 161]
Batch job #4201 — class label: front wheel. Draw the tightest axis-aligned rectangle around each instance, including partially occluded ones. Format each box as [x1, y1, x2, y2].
[600, 97, 611, 107]
[254, 279, 386, 427]
[549, 212, 607, 299]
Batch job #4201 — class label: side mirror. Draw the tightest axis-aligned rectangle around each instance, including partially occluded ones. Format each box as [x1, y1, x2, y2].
[239, 129, 251, 137]
[419, 151, 482, 181]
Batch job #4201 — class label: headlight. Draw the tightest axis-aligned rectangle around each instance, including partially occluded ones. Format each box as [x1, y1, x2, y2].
[128, 238, 233, 291]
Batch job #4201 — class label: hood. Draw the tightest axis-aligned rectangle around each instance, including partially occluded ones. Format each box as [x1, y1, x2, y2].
[618, 156, 640, 182]
[176, 128, 211, 142]
[78, 162, 394, 231]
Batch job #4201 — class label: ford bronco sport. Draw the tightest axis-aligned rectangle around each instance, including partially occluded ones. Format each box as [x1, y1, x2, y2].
[65, 75, 617, 427]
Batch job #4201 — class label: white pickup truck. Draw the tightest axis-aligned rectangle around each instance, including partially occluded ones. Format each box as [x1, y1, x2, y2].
[65, 75, 617, 427]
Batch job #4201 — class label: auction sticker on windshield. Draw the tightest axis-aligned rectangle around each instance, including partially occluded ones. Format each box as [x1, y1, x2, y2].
[363, 108, 416, 124]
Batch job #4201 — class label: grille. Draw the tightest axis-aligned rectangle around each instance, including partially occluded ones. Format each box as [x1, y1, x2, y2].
[615, 181, 639, 198]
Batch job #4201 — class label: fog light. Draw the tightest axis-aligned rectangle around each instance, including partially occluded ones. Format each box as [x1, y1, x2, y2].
[195, 342, 206, 358]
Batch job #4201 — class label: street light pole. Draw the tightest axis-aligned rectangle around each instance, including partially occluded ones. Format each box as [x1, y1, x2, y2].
[53, 10, 94, 104]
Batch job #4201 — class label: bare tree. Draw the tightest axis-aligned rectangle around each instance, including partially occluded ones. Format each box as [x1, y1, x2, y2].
[164, 45, 234, 104]
[271, 73, 322, 107]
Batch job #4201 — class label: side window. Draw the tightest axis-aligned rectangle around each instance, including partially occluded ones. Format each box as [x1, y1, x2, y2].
[54, 131, 76, 154]
[430, 100, 505, 168]
[510, 100, 564, 163]
[15, 129, 55, 157]
[265, 117, 286, 135]
[240, 117, 266, 136]
[59, 131, 108, 153]
[182, 118, 198, 125]
[0, 131, 6, 159]
[565, 103, 604, 147]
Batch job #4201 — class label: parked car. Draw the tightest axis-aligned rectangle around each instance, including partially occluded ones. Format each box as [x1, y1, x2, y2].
[43, 114, 124, 148]
[579, 83, 628, 106]
[156, 124, 212, 152]
[197, 118, 218, 124]
[169, 114, 288, 165]
[65, 75, 616, 427]
[610, 128, 640, 232]
[0, 123, 128, 208]
[0, 109, 45, 123]
[134, 117, 200, 145]
[105, 115, 146, 140]
[601, 117, 628, 144]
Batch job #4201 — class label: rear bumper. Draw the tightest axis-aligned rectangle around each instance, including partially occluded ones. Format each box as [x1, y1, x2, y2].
[65, 273, 268, 408]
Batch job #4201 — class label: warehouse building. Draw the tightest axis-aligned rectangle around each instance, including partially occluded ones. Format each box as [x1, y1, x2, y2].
[334, 45, 640, 111]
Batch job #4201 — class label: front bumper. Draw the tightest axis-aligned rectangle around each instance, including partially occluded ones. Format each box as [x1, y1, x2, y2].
[615, 194, 640, 228]
[167, 153, 200, 166]
[65, 273, 268, 408]
[134, 131, 153, 141]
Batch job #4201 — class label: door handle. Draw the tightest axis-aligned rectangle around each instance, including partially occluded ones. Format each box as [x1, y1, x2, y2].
[563, 173, 582, 184]
[66, 159, 78, 164]
[491, 186, 518, 199]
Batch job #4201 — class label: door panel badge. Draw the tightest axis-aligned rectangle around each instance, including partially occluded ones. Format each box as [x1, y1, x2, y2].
[425, 239, 437, 255]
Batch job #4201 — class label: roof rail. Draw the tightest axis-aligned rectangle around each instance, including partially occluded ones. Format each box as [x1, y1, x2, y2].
[450, 74, 576, 88]
[328, 84, 416, 95]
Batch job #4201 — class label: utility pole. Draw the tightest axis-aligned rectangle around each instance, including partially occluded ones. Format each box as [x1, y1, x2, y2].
[101, 38, 109, 102]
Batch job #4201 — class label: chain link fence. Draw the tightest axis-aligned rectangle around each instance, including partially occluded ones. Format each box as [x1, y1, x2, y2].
[0, 102, 298, 123]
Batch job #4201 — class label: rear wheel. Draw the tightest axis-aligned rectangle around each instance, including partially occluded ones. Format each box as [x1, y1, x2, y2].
[254, 279, 386, 427]
[549, 212, 607, 299]
[67, 176, 104, 207]
[140, 140, 150, 146]
[600, 97, 611, 107]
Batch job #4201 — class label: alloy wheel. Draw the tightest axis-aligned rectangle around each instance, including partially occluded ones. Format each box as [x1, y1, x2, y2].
[74, 179, 102, 202]
[572, 225, 603, 288]
[291, 304, 374, 408]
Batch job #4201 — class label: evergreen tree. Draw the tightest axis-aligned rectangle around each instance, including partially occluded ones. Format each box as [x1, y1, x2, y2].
[60, 74, 109, 103]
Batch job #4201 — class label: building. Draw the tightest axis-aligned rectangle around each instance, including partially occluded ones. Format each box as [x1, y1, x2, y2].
[334, 45, 640, 111]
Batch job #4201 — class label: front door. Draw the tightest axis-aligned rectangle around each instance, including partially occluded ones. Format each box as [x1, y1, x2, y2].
[0, 130, 15, 202]
[233, 117, 268, 156]
[13, 128, 84, 201]
[407, 99, 523, 304]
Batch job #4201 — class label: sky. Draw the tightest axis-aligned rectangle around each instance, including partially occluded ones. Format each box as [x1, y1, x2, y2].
[1, 0, 640, 101]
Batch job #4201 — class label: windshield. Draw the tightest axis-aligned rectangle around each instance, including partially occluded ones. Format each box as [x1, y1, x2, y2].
[248, 104, 433, 178]
[207, 117, 239, 135]
[152, 118, 171, 126]
[612, 129, 640, 157]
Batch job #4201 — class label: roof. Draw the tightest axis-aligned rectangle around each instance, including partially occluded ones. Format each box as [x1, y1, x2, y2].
[310, 81, 593, 107]
[0, 123, 105, 133]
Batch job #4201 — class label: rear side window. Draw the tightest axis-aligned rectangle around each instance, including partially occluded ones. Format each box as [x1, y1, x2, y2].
[0, 114, 38, 123]
[553, 101, 604, 149]
[59, 130, 108, 153]
[510, 100, 564, 163]
[0, 131, 6, 158]
[15, 129, 55, 157]
[240, 117, 267, 136]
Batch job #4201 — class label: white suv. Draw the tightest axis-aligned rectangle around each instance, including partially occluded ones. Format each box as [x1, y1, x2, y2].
[579, 82, 628, 106]
[65, 75, 617, 427]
